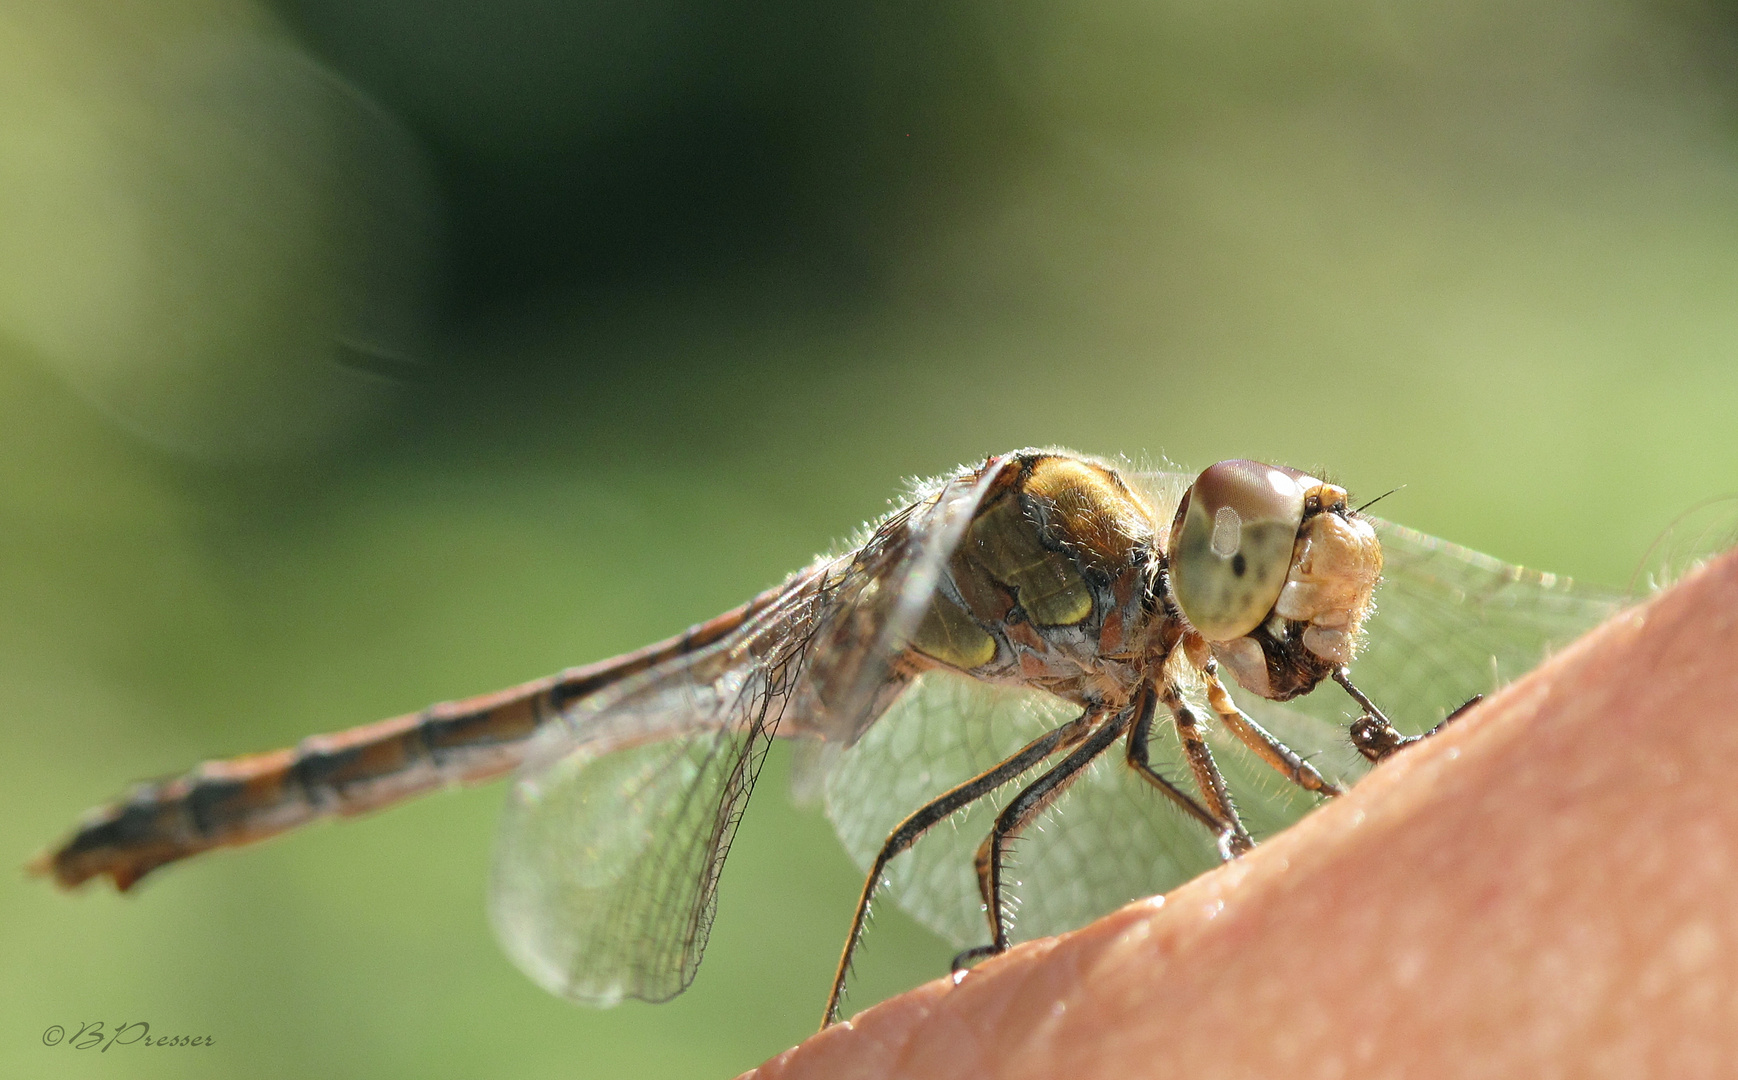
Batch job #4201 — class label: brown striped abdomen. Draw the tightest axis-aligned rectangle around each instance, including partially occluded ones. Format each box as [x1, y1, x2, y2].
[33, 586, 782, 892]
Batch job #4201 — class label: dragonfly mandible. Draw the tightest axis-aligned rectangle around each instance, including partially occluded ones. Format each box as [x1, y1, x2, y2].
[33, 449, 1629, 1027]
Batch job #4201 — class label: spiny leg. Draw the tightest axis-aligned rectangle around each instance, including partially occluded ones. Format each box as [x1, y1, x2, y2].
[953, 705, 1133, 970]
[1202, 661, 1345, 797]
[1125, 682, 1244, 855]
[1159, 683, 1253, 858]
[821, 709, 1096, 1028]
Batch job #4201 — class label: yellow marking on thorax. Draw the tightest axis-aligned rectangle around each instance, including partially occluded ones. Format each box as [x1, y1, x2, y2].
[910, 594, 998, 669]
[1022, 457, 1152, 574]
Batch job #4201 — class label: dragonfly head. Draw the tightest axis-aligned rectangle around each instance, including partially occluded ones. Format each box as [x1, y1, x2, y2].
[1168, 460, 1382, 700]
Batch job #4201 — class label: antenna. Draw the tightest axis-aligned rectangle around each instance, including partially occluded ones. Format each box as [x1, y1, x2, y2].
[1354, 485, 1404, 514]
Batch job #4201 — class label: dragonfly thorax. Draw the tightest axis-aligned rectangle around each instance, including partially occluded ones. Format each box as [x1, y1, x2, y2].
[905, 453, 1167, 703]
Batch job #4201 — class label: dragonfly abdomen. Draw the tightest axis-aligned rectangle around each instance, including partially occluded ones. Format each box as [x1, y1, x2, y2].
[35, 681, 561, 891]
[34, 585, 790, 892]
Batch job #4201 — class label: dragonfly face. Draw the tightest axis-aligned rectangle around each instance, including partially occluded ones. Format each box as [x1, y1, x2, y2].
[1169, 459, 1384, 701]
[33, 449, 1630, 1029]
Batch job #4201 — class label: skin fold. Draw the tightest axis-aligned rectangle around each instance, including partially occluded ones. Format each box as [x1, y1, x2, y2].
[745, 549, 1738, 1080]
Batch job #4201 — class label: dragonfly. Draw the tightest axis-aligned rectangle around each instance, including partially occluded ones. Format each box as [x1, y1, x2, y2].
[34, 449, 1638, 1028]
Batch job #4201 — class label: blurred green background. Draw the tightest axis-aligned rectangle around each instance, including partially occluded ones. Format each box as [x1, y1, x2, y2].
[5, 0, 1738, 1076]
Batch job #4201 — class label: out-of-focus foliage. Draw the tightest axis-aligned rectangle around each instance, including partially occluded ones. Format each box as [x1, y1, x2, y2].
[4, 0, 1738, 1077]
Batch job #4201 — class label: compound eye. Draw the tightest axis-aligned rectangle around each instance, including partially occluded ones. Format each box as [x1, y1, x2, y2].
[1169, 460, 1308, 642]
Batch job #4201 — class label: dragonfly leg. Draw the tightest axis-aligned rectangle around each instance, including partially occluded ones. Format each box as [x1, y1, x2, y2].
[952, 703, 1134, 973]
[1338, 668, 1484, 764]
[821, 709, 1095, 1028]
[1124, 683, 1242, 847]
[1346, 678, 1484, 763]
[1202, 662, 1345, 797]
[1159, 683, 1254, 858]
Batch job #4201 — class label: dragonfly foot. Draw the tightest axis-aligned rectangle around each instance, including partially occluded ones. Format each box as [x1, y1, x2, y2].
[951, 945, 999, 975]
[1350, 714, 1421, 763]
[1353, 694, 1486, 763]
[1218, 829, 1254, 860]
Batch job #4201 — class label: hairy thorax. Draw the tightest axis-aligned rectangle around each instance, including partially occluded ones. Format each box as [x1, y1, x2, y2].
[905, 454, 1167, 706]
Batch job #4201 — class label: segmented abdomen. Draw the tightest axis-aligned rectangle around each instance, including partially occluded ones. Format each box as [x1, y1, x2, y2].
[34, 588, 783, 892]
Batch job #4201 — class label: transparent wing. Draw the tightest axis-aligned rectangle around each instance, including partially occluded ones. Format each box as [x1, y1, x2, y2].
[824, 668, 1373, 949]
[825, 671, 1230, 947]
[488, 463, 1004, 1005]
[489, 637, 786, 1006]
[824, 475, 1637, 952]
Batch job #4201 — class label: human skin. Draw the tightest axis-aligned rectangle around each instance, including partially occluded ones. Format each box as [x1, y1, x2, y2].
[744, 549, 1738, 1079]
